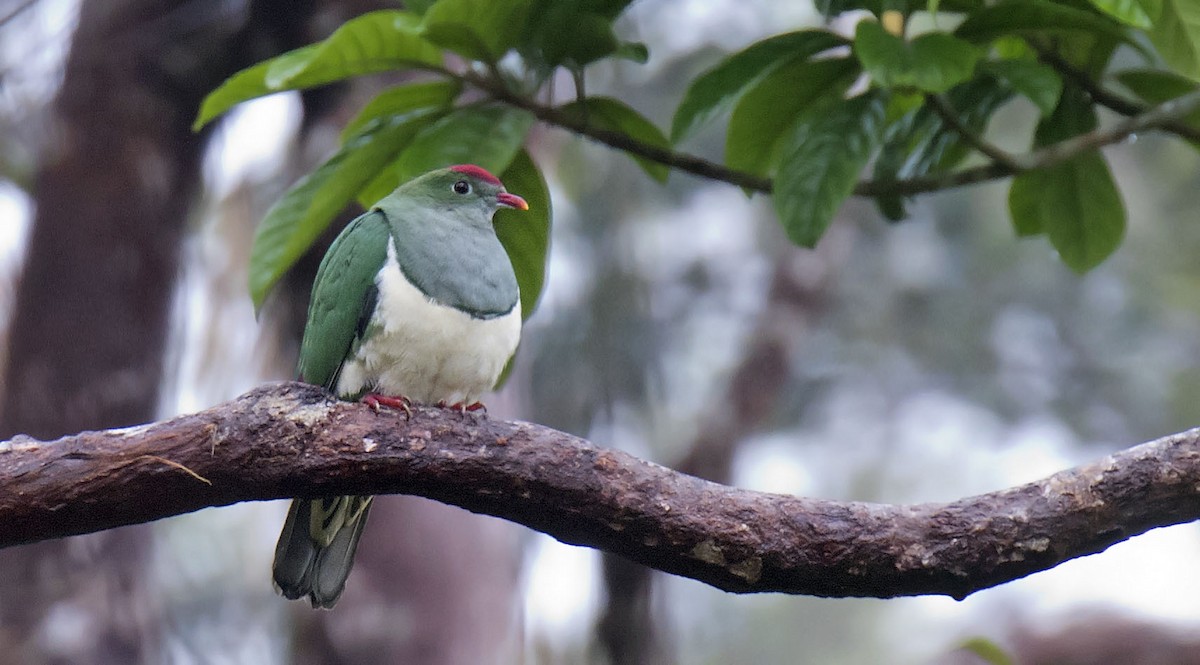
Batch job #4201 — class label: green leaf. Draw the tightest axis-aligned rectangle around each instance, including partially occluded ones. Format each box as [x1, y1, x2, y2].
[1116, 66, 1200, 100]
[980, 59, 1062, 115]
[358, 105, 535, 205]
[559, 97, 672, 182]
[1008, 151, 1125, 271]
[1034, 83, 1097, 145]
[614, 41, 650, 63]
[872, 78, 1012, 219]
[248, 110, 440, 309]
[1115, 68, 1200, 134]
[854, 21, 981, 93]
[670, 30, 847, 143]
[1009, 82, 1113, 247]
[1143, 0, 1200, 81]
[420, 0, 534, 62]
[514, 0, 635, 67]
[495, 150, 552, 321]
[955, 0, 1136, 48]
[958, 638, 1015, 665]
[195, 11, 441, 130]
[341, 80, 461, 140]
[774, 92, 886, 246]
[1087, 0, 1152, 27]
[726, 57, 861, 177]
[490, 150, 552, 390]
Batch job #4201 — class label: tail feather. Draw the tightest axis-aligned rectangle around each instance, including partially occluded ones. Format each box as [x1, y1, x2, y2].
[273, 496, 373, 608]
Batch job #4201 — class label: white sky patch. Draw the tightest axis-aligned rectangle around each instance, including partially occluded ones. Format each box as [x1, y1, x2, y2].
[623, 0, 818, 57]
[523, 535, 602, 653]
[202, 92, 302, 198]
[734, 435, 816, 496]
[0, 181, 31, 260]
[0, 0, 80, 110]
[0, 182, 32, 327]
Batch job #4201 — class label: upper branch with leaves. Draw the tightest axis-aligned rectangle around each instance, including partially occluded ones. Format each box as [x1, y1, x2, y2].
[194, 0, 1200, 307]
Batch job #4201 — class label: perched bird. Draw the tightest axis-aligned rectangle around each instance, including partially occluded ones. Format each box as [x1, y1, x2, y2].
[272, 164, 528, 608]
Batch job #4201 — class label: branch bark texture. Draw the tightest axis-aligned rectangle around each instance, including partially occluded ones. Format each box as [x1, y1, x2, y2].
[4, 382, 1199, 600]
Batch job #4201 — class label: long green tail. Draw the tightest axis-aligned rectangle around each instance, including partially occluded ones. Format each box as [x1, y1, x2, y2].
[272, 495, 373, 608]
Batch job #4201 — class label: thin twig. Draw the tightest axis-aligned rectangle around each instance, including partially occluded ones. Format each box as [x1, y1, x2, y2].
[926, 93, 1022, 172]
[1014, 88, 1200, 170]
[426, 65, 1200, 199]
[1035, 46, 1200, 144]
[458, 70, 774, 192]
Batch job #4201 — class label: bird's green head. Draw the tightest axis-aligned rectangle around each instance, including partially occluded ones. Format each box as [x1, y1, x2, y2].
[392, 164, 528, 224]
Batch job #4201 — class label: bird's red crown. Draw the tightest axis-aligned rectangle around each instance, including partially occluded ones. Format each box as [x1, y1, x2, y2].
[449, 164, 503, 186]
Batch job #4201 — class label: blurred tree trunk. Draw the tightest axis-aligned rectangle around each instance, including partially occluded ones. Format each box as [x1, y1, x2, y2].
[0, 0, 318, 662]
[287, 498, 520, 665]
[596, 248, 836, 665]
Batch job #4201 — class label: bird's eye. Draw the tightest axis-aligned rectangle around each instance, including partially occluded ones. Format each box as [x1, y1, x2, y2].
[452, 180, 471, 195]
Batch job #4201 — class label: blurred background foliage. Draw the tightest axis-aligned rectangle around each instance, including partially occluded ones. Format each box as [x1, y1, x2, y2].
[1, 0, 1200, 664]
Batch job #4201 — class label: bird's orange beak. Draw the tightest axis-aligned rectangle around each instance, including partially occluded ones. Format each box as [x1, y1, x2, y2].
[497, 192, 529, 211]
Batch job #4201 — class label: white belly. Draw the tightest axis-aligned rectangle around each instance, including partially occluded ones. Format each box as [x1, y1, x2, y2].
[335, 245, 521, 405]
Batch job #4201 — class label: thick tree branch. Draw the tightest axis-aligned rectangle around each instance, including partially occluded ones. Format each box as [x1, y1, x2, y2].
[3, 382, 1200, 600]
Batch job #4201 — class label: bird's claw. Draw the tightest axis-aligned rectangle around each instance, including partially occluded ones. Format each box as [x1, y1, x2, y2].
[436, 400, 487, 416]
[363, 393, 413, 419]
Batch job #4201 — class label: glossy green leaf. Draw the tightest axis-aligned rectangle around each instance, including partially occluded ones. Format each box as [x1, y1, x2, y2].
[522, 0, 627, 67]
[249, 111, 440, 309]
[341, 80, 461, 141]
[490, 153, 553, 390]
[1116, 67, 1200, 100]
[670, 30, 847, 143]
[492, 150, 552, 389]
[1008, 152, 1125, 271]
[195, 11, 440, 130]
[1087, 0, 1152, 27]
[726, 57, 860, 177]
[1143, 0, 1200, 81]
[872, 78, 1012, 219]
[955, 0, 1135, 48]
[420, 0, 534, 62]
[980, 59, 1062, 115]
[1034, 83, 1097, 145]
[1115, 68, 1200, 135]
[495, 150, 552, 321]
[1009, 83, 1111, 245]
[559, 97, 671, 182]
[854, 21, 981, 93]
[358, 105, 534, 205]
[774, 92, 886, 247]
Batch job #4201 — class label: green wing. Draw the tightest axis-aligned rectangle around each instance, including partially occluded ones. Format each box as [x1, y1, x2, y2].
[297, 210, 390, 393]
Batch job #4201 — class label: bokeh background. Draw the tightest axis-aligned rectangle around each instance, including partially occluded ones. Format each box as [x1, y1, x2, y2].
[2, 0, 1200, 663]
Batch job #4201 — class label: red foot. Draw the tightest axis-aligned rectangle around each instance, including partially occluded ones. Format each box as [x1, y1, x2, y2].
[363, 393, 413, 418]
[436, 400, 487, 414]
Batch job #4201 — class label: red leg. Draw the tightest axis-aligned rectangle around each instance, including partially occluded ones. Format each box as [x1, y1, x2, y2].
[363, 393, 412, 418]
[435, 400, 487, 415]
